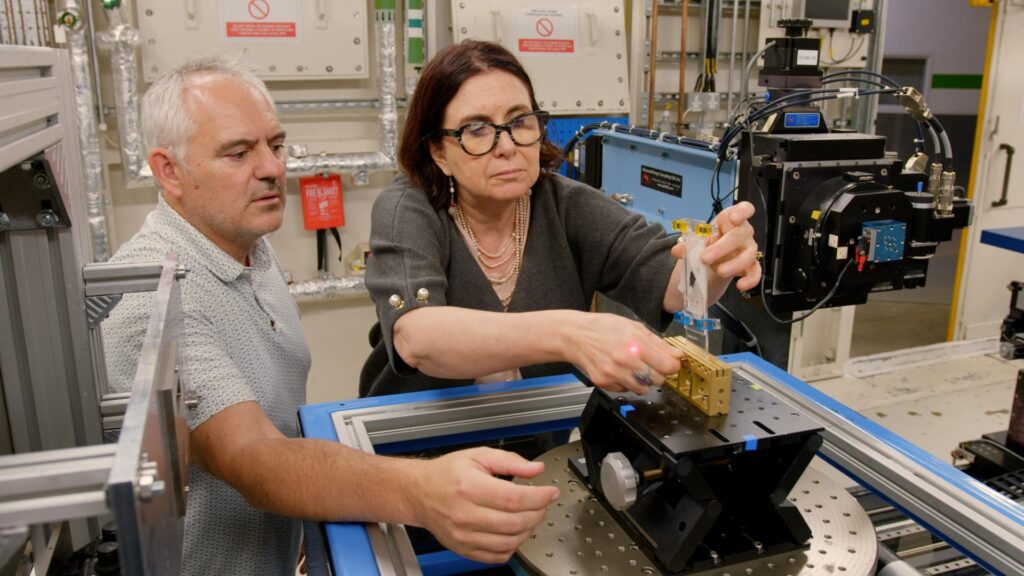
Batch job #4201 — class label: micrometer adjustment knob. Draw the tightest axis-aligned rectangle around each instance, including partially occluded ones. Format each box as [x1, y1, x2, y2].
[600, 452, 638, 511]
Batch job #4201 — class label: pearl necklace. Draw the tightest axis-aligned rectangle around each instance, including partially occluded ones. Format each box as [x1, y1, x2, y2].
[450, 193, 530, 308]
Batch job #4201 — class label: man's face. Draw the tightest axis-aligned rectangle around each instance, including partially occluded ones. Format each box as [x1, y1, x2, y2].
[175, 75, 287, 260]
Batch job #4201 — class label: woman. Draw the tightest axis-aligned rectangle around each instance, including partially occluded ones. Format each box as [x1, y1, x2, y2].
[361, 40, 760, 398]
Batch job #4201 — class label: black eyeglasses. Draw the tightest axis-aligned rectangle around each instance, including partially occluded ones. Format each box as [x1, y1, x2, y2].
[436, 111, 550, 156]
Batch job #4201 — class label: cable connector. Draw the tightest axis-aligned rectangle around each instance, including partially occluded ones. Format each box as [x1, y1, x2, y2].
[899, 87, 933, 121]
[837, 87, 858, 99]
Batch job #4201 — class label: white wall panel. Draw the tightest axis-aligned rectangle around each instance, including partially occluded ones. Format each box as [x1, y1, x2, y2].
[136, 0, 369, 81]
[453, 0, 630, 115]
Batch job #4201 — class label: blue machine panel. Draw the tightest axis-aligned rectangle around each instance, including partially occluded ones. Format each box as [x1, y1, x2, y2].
[588, 130, 737, 229]
[862, 219, 907, 262]
[546, 116, 628, 176]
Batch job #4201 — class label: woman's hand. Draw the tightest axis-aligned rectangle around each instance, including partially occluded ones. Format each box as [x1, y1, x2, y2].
[671, 201, 762, 302]
[566, 313, 683, 394]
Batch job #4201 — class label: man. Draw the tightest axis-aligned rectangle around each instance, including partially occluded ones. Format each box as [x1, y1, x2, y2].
[103, 55, 559, 575]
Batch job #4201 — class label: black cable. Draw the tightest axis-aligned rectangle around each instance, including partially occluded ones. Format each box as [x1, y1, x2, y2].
[822, 69, 904, 88]
[560, 122, 610, 158]
[821, 76, 889, 90]
[316, 229, 326, 273]
[752, 177, 856, 325]
[822, 76, 937, 158]
[695, 0, 720, 93]
[745, 89, 900, 133]
[714, 88, 851, 157]
[761, 257, 854, 325]
[913, 116, 927, 155]
[926, 115, 953, 166]
[711, 302, 763, 356]
[328, 227, 343, 263]
[754, 88, 841, 114]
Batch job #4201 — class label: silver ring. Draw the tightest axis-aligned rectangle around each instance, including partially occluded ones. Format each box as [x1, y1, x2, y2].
[632, 366, 653, 387]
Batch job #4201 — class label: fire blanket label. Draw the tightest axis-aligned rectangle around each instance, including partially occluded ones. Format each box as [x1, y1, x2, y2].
[299, 174, 345, 230]
[640, 165, 683, 197]
[222, 0, 300, 41]
[516, 7, 577, 55]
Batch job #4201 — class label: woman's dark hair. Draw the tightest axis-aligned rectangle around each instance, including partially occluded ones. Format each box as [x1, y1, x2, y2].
[399, 40, 562, 210]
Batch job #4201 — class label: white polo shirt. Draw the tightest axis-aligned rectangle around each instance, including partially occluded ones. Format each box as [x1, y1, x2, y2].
[103, 198, 311, 576]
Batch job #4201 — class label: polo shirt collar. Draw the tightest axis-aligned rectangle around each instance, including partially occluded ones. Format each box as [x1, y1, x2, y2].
[153, 199, 267, 283]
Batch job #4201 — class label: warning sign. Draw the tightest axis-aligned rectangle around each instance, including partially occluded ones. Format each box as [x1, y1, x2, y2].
[221, 0, 300, 41]
[516, 7, 577, 56]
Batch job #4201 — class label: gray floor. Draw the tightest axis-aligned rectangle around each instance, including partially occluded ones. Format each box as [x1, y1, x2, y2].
[851, 301, 951, 358]
[814, 348, 1022, 464]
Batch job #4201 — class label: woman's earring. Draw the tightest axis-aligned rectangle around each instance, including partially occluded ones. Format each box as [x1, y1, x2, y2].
[447, 176, 456, 214]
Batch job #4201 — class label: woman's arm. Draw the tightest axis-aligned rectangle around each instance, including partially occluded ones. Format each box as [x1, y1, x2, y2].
[393, 306, 683, 393]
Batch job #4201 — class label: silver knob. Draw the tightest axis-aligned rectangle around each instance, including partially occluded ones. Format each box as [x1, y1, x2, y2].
[600, 452, 638, 511]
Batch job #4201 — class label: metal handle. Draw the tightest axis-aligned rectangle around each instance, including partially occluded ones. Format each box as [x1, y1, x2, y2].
[491, 8, 502, 43]
[316, 0, 327, 28]
[184, 0, 198, 28]
[992, 143, 1015, 208]
[586, 9, 598, 47]
[313, 0, 325, 28]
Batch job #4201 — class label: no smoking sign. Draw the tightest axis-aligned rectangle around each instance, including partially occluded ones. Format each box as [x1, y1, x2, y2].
[222, 0, 300, 40]
[247, 0, 270, 20]
[517, 8, 576, 55]
[535, 17, 554, 37]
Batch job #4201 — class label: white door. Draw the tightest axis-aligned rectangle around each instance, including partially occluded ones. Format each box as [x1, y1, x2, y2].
[952, 2, 1024, 340]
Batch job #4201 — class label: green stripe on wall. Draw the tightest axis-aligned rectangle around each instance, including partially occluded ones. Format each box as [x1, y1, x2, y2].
[408, 37, 424, 64]
[931, 74, 983, 90]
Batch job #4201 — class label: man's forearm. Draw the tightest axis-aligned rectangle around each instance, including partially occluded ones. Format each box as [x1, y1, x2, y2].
[226, 436, 422, 525]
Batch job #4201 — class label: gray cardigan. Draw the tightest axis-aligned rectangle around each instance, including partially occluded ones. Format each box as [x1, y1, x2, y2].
[359, 172, 677, 397]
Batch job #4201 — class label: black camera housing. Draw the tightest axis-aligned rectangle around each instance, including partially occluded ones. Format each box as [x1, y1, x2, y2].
[738, 131, 971, 313]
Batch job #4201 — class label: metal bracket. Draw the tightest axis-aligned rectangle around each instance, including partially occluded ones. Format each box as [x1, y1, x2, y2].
[86, 294, 122, 329]
[82, 260, 188, 327]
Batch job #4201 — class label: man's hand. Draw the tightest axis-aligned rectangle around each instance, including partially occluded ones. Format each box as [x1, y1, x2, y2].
[411, 447, 560, 564]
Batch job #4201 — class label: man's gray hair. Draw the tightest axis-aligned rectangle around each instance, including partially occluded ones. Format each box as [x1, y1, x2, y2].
[141, 54, 275, 164]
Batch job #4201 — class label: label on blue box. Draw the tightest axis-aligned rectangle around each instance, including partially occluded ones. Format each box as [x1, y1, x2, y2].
[640, 165, 683, 197]
[783, 112, 821, 129]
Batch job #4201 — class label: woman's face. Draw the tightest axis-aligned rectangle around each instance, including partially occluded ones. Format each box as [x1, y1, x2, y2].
[430, 69, 541, 208]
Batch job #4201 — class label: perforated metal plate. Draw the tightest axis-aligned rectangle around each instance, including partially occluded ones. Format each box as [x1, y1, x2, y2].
[514, 442, 877, 576]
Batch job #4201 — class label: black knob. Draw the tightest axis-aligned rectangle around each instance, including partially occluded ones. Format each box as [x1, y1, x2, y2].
[95, 541, 120, 575]
[777, 18, 813, 37]
[101, 521, 117, 543]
